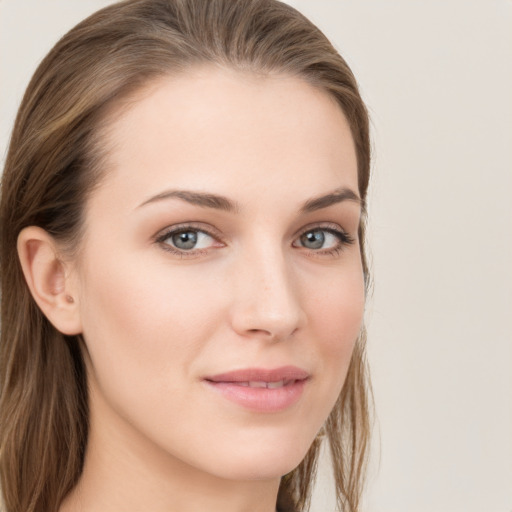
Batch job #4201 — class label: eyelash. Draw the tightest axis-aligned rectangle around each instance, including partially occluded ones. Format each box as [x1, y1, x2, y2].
[154, 223, 355, 259]
[295, 225, 356, 257]
[154, 223, 223, 258]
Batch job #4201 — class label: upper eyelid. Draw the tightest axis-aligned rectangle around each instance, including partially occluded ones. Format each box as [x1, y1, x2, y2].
[293, 221, 350, 238]
[154, 222, 222, 241]
[155, 221, 348, 236]
[294, 226, 354, 244]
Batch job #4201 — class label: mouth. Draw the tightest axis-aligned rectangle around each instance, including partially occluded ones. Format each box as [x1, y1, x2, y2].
[203, 366, 310, 413]
[225, 379, 296, 389]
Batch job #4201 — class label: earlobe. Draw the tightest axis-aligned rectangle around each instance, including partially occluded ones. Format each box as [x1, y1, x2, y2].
[17, 226, 82, 335]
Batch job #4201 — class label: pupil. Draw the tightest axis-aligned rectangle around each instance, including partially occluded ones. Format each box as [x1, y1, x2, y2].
[301, 230, 324, 249]
[172, 231, 197, 250]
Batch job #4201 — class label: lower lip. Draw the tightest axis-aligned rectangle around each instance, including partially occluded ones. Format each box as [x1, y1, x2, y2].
[204, 379, 307, 413]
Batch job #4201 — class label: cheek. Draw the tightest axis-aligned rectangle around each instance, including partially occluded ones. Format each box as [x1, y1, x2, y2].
[76, 254, 222, 403]
[309, 263, 365, 341]
[304, 263, 365, 391]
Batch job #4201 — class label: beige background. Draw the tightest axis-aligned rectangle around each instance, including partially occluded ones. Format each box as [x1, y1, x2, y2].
[1, 1, 511, 511]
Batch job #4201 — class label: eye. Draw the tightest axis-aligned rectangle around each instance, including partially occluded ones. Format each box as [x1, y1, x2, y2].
[155, 225, 222, 255]
[170, 230, 210, 250]
[293, 226, 355, 254]
[299, 230, 331, 250]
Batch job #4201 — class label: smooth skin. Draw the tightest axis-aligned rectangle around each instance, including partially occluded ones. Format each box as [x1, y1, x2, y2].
[18, 66, 364, 512]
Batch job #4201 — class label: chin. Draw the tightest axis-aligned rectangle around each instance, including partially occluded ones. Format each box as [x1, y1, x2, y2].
[192, 427, 318, 482]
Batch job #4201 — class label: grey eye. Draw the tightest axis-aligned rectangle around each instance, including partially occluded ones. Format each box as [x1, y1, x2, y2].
[171, 231, 198, 250]
[161, 229, 217, 252]
[300, 230, 325, 249]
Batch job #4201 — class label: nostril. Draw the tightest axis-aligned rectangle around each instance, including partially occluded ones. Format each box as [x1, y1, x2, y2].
[247, 328, 274, 338]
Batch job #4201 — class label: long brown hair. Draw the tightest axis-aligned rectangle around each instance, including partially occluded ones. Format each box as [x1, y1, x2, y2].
[0, 1, 372, 511]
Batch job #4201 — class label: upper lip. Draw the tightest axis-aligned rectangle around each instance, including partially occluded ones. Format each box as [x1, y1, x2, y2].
[204, 366, 310, 383]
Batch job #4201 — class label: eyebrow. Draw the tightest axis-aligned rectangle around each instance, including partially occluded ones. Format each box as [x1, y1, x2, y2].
[137, 186, 362, 213]
[138, 189, 239, 212]
[299, 187, 363, 213]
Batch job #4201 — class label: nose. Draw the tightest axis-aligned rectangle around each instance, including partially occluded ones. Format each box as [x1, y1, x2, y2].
[229, 246, 306, 342]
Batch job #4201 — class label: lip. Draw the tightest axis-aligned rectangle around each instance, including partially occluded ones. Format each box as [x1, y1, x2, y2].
[203, 366, 310, 413]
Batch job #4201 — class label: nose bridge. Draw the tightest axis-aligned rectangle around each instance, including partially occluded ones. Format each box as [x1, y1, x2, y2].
[230, 238, 305, 340]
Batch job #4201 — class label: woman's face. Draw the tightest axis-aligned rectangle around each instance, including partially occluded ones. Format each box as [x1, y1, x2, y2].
[73, 67, 364, 482]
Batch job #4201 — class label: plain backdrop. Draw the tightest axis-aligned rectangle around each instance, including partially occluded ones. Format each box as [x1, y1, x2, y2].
[1, 1, 511, 511]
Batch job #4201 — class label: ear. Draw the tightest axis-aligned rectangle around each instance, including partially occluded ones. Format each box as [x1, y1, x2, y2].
[17, 226, 82, 335]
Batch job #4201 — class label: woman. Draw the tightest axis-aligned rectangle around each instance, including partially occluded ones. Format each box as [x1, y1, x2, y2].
[0, 1, 372, 511]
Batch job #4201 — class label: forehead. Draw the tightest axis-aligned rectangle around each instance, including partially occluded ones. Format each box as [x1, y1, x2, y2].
[92, 66, 358, 213]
